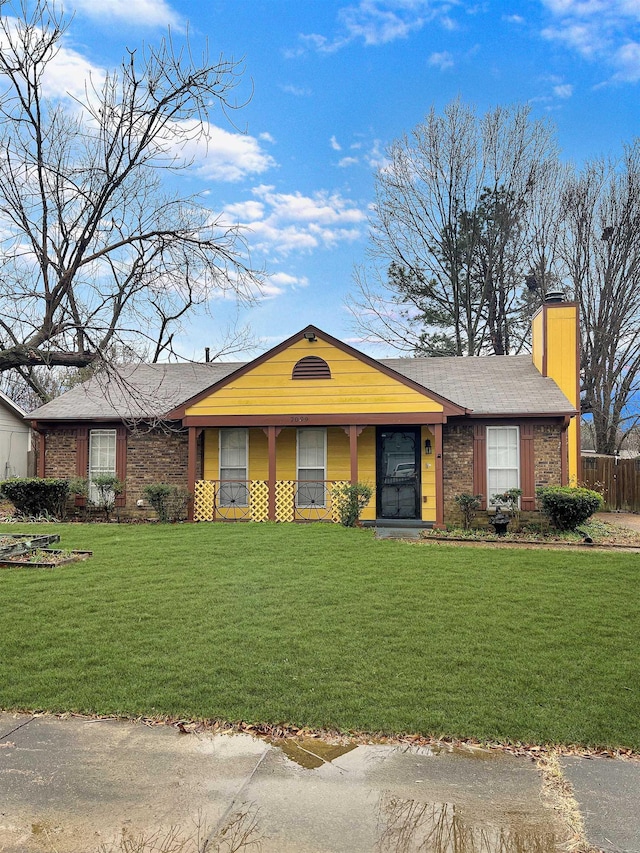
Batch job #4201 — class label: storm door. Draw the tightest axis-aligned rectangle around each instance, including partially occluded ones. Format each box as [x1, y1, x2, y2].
[376, 428, 420, 519]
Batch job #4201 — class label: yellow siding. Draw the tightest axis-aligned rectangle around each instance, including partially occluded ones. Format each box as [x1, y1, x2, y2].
[546, 307, 578, 407]
[532, 310, 544, 375]
[186, 338, 444, 416]
[203, 429, 218, 480]
[543, 305, 579, 483]
[357, 427, 377, 521]
[421, 426, 436, 522]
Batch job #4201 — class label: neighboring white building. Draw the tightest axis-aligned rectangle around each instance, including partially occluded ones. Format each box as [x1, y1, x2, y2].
[0, 389, 31, 479]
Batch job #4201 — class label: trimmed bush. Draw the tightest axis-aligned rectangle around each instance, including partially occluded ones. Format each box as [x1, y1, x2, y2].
[454, 493, 482, 530]
[331, 482, 373, 527]
[90, 474, 124, 521]
[537, 486, 604, 530]
[143, 483, 190, 523]
[0, 477, 69, 518]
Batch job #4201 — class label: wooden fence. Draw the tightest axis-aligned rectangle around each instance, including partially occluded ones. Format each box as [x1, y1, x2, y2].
[581, 455, 640, 512]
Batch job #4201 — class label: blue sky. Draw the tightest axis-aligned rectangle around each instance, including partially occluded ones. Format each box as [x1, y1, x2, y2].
[29, 0, 640, 359]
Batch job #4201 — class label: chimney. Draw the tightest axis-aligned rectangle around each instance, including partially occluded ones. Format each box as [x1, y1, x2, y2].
[205, 347, 210, 363]
[532, 293, 580, 483]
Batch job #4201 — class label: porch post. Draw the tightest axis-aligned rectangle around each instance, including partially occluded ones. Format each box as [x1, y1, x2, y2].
[268, 425, 277, 521]
[187, 426, 197, 522]
[349, 424, 359, 484]
[434, 422, 444, 527]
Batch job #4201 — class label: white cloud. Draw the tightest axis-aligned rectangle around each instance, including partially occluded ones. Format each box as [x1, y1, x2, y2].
[280, 83, 312, 96]
[174, 122, 277, 182]
[613, 40, 640, 81]
[338, 156, 360, 167]
[0, 17, 107, 103]
[259, 132, 276, 143]
[330, 135, 342, 151]
[296, 0, 459, 53]
[269, 272, 310, 289]
[223, 201, 265, 221]
[553, 82, 574, 96]
[541, 0, 640, 81]
[72, 0, 181, 28]
[366, 139, 389, 170]
[428, 50, 454, 70]
[504, 13, 525, 24]
[224, 186, 366, 257]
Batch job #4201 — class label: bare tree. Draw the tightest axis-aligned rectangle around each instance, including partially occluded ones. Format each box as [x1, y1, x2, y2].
[0, 0, 262, 400]
[562, 144, 640, 454]
[349, 99, 559, 355]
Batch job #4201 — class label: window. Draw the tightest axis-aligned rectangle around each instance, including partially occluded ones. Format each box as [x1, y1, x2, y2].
[297, 428, 326, 507]
[219, 428, 248, 507]
[486, 426, 519, 502]
[88, 429, 117, 504]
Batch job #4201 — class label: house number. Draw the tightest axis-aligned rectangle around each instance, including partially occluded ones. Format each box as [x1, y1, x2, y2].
[290, 416, 309, 423]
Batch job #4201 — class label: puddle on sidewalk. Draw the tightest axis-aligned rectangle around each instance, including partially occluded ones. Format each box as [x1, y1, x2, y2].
[376, 796, 559, 852]
[268, 736, 358, 769]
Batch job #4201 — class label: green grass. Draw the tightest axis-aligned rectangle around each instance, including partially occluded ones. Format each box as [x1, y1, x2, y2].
[1, 522, 638, 749]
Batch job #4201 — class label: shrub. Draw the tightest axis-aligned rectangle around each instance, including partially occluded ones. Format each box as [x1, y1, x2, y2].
[0, 477, 69, 518]
[537, 486, 604, 530]
[91, 474, 124, 521]
[68, 477, 88, 498]
[143, 483, 190, 523]
[331, 482, 373, 527]
[453, 493, 482, 530]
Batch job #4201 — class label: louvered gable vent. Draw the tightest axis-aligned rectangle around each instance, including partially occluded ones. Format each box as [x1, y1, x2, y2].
[292, 356, 331, 380]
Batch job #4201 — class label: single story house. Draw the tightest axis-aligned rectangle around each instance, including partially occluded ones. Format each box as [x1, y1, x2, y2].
[28, 295, 580, 526]
[0, 389, 32, 480]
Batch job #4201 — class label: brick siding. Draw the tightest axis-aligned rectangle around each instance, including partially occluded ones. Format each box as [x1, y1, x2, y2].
[442, 424, 474, 523]
[42, 424, 197, 516]
[533, 423, 562, 489]
[44, 430, 77, 478]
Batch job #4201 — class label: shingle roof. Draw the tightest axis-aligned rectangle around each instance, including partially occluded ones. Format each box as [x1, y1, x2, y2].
[28, 353, 576, 421]
[28, 363, 242, 421]
[383, 354, 575, 415]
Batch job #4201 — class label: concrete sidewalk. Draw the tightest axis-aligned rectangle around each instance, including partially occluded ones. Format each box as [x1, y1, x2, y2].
[1, 712, 639, 852]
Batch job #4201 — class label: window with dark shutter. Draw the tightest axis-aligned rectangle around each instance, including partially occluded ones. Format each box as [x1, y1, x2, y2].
[292, 356, 331, 379]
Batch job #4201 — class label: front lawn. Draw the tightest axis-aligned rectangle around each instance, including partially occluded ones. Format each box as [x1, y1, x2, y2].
[1, 522, 638, 749]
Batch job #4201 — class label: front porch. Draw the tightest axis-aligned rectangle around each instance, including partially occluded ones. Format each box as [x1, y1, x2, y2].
[187, 423, 444, 524]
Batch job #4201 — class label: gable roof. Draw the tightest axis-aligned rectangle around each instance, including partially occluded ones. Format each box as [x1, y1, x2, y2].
[0, 388, 27, 421]
[168, 325, 467, 419]
[29, 328, 577, 422]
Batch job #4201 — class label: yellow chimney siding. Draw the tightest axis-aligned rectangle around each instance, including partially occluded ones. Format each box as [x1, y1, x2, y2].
[531, 309, 544, 374]
[533, 303, 580, 484]
[545, 307, 578, 407]
[186, 338, 444, 416]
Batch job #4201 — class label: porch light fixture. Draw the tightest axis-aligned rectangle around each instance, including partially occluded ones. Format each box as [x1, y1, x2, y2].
[424, 439, 432, 454]
[303, 331, 317, 342]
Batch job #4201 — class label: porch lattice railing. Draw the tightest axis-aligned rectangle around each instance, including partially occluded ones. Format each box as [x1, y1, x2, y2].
[193, 480, 349, 522]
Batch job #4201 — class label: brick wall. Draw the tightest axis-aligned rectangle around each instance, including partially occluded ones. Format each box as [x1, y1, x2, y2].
[534, 423, 562, 489]
[42, 424, 198, 516]
[442, 424, 474, 523]
[44, 430, 77, 478]
[126, 428, 190, 509]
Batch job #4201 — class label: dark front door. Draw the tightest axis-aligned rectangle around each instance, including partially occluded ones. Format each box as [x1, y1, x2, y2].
[377, 428, 420, 519]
